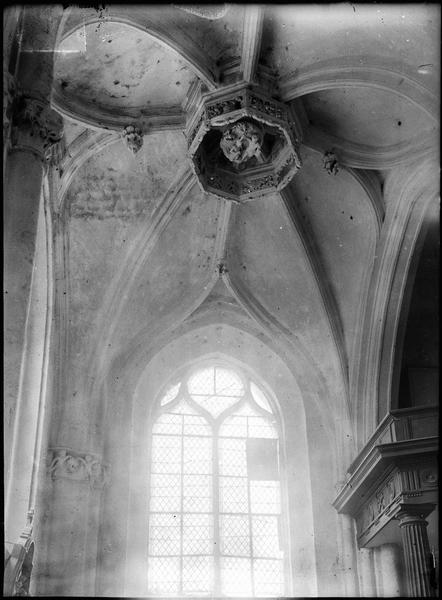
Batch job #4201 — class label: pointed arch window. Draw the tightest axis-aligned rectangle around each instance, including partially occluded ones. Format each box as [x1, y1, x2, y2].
[147, 365, 286, 597]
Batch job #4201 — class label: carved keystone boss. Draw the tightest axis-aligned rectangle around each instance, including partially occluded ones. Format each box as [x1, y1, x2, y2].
[186, 84, 302, 202]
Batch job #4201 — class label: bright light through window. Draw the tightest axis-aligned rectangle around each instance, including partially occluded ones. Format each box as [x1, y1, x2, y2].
[148, 366, 285, 597]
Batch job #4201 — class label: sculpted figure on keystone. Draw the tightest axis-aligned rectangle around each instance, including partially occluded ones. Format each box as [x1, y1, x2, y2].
[220, 120, 263, 166]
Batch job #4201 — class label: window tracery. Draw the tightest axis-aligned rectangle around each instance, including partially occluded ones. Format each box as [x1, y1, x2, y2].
[147, 365, 285, 597]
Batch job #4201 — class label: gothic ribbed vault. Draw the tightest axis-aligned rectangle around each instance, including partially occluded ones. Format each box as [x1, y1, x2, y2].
[3, 4, 439, 598]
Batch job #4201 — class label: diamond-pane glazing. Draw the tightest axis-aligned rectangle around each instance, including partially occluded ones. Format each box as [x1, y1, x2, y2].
[252, 516, 282, 558]
[152, 412, 182, 435]
[233, 402, 262, 417]
[183, 414, 211, 436]
[149, 513, 181, 556]
[183, 514, 213, 555]
[221, 557, 252, 596]
[183, 474, 212, 513]
[248, 416, 278, 439]
[188, 367, 215, 396]
[148, 367, 285, 597]
[170, 398, 199, 415]
[151, 435, 181, 474]
[219, 476, 248, 513]
[219, 415, 247, 438]
[148, 556, 180, 594]
[220, 515, 250, 556]
[250, 382, 273, 413]
[219, 438, 247, 476]
[215, 368, 244, 396]
[182, 556, 213, 594]
[250, 481, 281, 514]
[191, 394, 238, 417]
[183, 437, 212, 474]
[150, 473, 181, 512]
[253, 558, 284, 597]
[160, 383, 181, 406]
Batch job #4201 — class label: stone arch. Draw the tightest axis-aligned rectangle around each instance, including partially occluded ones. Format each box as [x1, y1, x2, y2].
[352, 157, 439, 448]
[388, 197, 440, 410]
[57, 8, 217, 93]
[95, 316, 352, 596]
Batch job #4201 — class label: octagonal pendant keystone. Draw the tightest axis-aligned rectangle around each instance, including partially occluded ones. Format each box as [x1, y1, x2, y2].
[186, 84, 302, 202]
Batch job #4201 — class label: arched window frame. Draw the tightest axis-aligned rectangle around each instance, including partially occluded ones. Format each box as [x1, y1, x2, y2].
[145, 359, 292, 598]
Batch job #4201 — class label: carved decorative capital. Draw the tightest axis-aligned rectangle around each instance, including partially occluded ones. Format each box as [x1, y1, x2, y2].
[323, 150, 339, 175]
[395, 503, 436, 527]
[122, 124, 144, 154]
[10, 95, 64, 159]
[394, 503, 436, 597]
[48, 447, 110, 489]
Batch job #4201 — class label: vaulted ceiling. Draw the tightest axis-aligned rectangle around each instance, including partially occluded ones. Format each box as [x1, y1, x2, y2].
[51, 4, 439, 445]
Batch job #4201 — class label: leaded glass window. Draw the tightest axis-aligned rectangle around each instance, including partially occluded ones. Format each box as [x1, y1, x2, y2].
[147, 366, 285, 597]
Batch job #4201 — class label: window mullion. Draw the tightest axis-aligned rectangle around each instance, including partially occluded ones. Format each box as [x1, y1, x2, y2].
[149, 367, 286, 597]
[179, 415, 184, 596]
[213, 423, 220, 595]
[246, 417, 255, 596]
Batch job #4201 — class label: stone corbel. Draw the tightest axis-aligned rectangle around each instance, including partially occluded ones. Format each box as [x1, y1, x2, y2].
[10, 94, 64, 160]
[45, 135, 67, 170]
[323, 150, 339, 175]
[122, 124, 144, 154]
[47, 447, 110, 489]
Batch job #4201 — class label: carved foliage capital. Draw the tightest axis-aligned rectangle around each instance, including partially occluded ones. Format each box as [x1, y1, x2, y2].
[48, 447, 110, 489]
[11, 95, 64, 158]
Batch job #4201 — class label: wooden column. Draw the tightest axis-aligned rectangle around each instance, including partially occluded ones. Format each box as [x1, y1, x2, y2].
[396, 505, 435, 597]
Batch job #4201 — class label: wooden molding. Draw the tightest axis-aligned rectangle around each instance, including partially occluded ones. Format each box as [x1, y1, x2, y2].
[333, 425, 438, 548]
